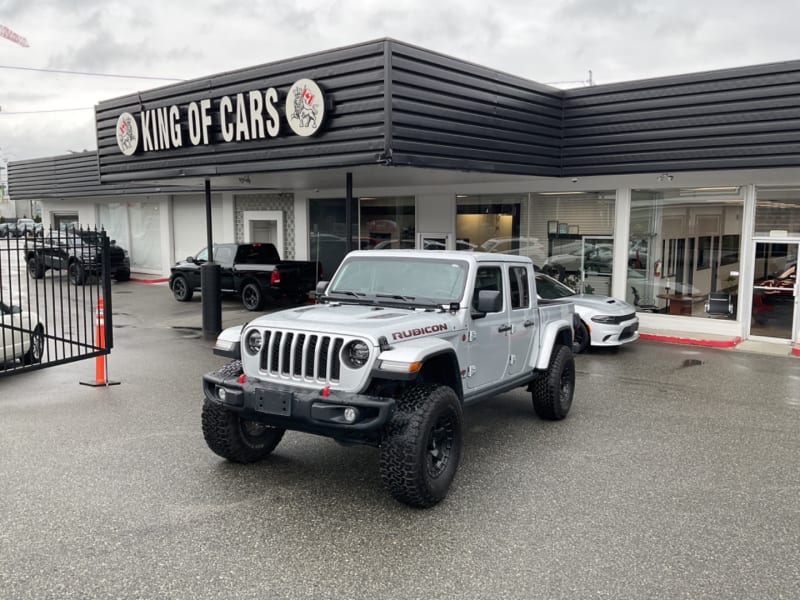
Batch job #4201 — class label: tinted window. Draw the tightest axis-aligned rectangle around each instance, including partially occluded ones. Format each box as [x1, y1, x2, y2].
[510, 266, 530, 309]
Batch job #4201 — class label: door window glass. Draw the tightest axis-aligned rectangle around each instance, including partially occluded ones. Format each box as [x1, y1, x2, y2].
[472, 266, 503, 312]
[750, 242, 797, 339]
[510, 266, 530, 309]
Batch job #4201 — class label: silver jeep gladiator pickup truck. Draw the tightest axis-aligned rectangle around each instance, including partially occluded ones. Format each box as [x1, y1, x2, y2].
[203, 250, 576, 507]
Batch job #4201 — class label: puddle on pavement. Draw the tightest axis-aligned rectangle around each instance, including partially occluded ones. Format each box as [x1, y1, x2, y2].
[679, 358, 704, 368]
[172, 326, 202, 339]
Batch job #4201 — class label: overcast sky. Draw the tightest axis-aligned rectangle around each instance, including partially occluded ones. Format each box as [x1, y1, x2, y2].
[2, 0, 800, 164]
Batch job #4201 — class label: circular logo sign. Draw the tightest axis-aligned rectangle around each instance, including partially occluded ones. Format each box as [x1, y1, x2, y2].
[285, 79, 325, 137]
[116, 112, 139, 155]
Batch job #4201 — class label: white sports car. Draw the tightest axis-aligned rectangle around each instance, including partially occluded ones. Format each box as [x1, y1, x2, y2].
[1, 301, 45, 367]
[535, 272, 639, 353]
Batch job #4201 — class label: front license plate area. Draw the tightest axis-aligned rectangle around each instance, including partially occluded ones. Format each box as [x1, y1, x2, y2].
[254, 388, 292, 416]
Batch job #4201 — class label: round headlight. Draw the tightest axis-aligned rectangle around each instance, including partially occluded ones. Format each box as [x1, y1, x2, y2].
[343, 340, 370, 368]
[244, 329, 263, 355]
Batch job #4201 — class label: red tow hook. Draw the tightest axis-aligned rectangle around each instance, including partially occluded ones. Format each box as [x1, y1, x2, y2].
[238, 373, 246, 384]
[321, 385, 331, 397]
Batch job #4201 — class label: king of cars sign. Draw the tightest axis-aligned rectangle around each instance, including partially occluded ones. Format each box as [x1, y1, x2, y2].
[115, 78, 327, 156]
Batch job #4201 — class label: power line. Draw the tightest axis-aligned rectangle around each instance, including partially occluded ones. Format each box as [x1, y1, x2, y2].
[1, 106, 94, 115]
[0, 64, 184, 82]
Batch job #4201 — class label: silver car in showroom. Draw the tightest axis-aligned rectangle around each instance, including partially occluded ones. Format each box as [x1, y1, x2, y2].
[535, 272, 639, 353]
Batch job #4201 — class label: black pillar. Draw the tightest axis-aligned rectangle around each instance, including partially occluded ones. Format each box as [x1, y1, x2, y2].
[201, 178, 222, 339]
[345, 172, 353, 254]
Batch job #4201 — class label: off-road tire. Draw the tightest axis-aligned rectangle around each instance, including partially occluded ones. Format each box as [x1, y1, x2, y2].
[241, 282, 264, 311]
[380, 383, 463, 508]
[201, 361, 285, 463]
[27, 257, 45, 279]
[172, 275, 193, 302]
[532, 344, 575, 420]
[115, 270, 131, 282]
[22, 324, 45, 365]
[574, 319, 590, 353]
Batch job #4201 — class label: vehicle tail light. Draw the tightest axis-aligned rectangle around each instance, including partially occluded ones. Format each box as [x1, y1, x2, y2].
[271, 269, 280, 284]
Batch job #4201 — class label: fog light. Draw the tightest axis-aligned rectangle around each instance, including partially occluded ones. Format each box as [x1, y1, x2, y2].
[218, 387, 227, 402]
[343, 407, 359, 423]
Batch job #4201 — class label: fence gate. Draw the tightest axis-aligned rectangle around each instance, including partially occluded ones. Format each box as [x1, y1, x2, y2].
[0, 226, 115, 378]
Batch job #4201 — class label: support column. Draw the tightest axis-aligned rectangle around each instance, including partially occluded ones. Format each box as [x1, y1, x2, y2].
[345, 172, 353, 254]
[201, 178, 222, 339]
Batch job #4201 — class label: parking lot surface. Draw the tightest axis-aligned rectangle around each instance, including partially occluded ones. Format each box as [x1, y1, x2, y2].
[1, 282, 799, 599]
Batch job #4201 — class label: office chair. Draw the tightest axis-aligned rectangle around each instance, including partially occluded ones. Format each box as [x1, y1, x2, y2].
[631, 286, 659, 312]
[704, 292, 733, 318]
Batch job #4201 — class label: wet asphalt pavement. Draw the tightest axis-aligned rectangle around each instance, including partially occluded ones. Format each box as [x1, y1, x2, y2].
[1, 281, 799, 599]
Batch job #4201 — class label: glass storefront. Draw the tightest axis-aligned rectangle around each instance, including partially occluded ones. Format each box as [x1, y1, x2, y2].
[750, 188, 800, 341]
[455, 192, 616, 294]
[628, 187, 744, 318]
[98, 201, 161, 272]
[750, 242, 798, 339]
[754, 188, 800, 238]
[309, 196, 415, 278]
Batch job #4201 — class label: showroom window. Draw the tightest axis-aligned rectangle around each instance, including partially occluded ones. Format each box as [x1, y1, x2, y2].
[754, 187, 800, 238]
[309, 196, 414, 278]
[456, 191, 615, 294]
[98, 201, 161, 272]
[628, 187, 744, 318]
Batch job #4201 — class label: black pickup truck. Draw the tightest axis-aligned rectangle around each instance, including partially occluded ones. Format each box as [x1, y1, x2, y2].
[25, 227, 131, 284]
[169, 243, 320, 310]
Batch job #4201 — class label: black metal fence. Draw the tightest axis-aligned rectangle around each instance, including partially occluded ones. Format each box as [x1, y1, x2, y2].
[0, 226, 114, 378]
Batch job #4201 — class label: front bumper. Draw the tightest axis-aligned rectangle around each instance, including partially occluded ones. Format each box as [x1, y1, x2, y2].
[589, 319, 640, 347]
[202, 370, 396, 437]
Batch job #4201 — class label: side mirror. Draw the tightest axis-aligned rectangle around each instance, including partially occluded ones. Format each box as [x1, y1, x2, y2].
[315, 280, 329, 296]
[186, 256, 195, 263]
[476, 290, 502, 314]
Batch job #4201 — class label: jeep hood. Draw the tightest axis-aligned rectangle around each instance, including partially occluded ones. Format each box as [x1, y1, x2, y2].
[249, 303, 461, 343]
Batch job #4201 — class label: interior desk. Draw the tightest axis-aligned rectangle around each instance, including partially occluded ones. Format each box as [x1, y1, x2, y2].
[656, 293, 708, 316]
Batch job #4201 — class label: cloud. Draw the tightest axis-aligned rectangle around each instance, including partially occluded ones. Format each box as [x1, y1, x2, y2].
[3, 0, 800, 160]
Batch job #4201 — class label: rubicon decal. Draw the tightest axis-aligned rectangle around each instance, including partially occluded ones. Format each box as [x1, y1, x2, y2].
[115, 79, 327, 155]
[391, 323, 448, 341]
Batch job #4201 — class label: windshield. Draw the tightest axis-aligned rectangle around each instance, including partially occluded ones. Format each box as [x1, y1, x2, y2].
[328, 256, 468, 305]
[535, 273, 576, 299]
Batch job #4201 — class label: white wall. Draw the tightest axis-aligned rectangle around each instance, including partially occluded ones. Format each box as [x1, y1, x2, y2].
[171, 193, 225, 262]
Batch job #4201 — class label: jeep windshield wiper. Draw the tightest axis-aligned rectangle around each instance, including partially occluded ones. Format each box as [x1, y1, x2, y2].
[375, 293, 441, 307]
[376, 293, 414, 301]
[329, 290, 367, 298]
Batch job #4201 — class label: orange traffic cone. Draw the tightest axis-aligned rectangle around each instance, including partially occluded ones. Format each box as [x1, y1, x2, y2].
[81, 297, 120, 387]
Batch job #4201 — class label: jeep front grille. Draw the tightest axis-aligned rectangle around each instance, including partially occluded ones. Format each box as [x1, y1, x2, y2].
[258, 329, 345, 383]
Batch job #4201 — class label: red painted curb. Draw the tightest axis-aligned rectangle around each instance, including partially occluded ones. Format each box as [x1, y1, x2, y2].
[639, 333, 742, 348]
[792, 344, 800, 357]
[130, 276, 169, 284]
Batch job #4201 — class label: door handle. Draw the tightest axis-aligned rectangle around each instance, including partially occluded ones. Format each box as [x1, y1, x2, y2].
[498, 324, 512, 333]
[523, 320, 535, 328]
